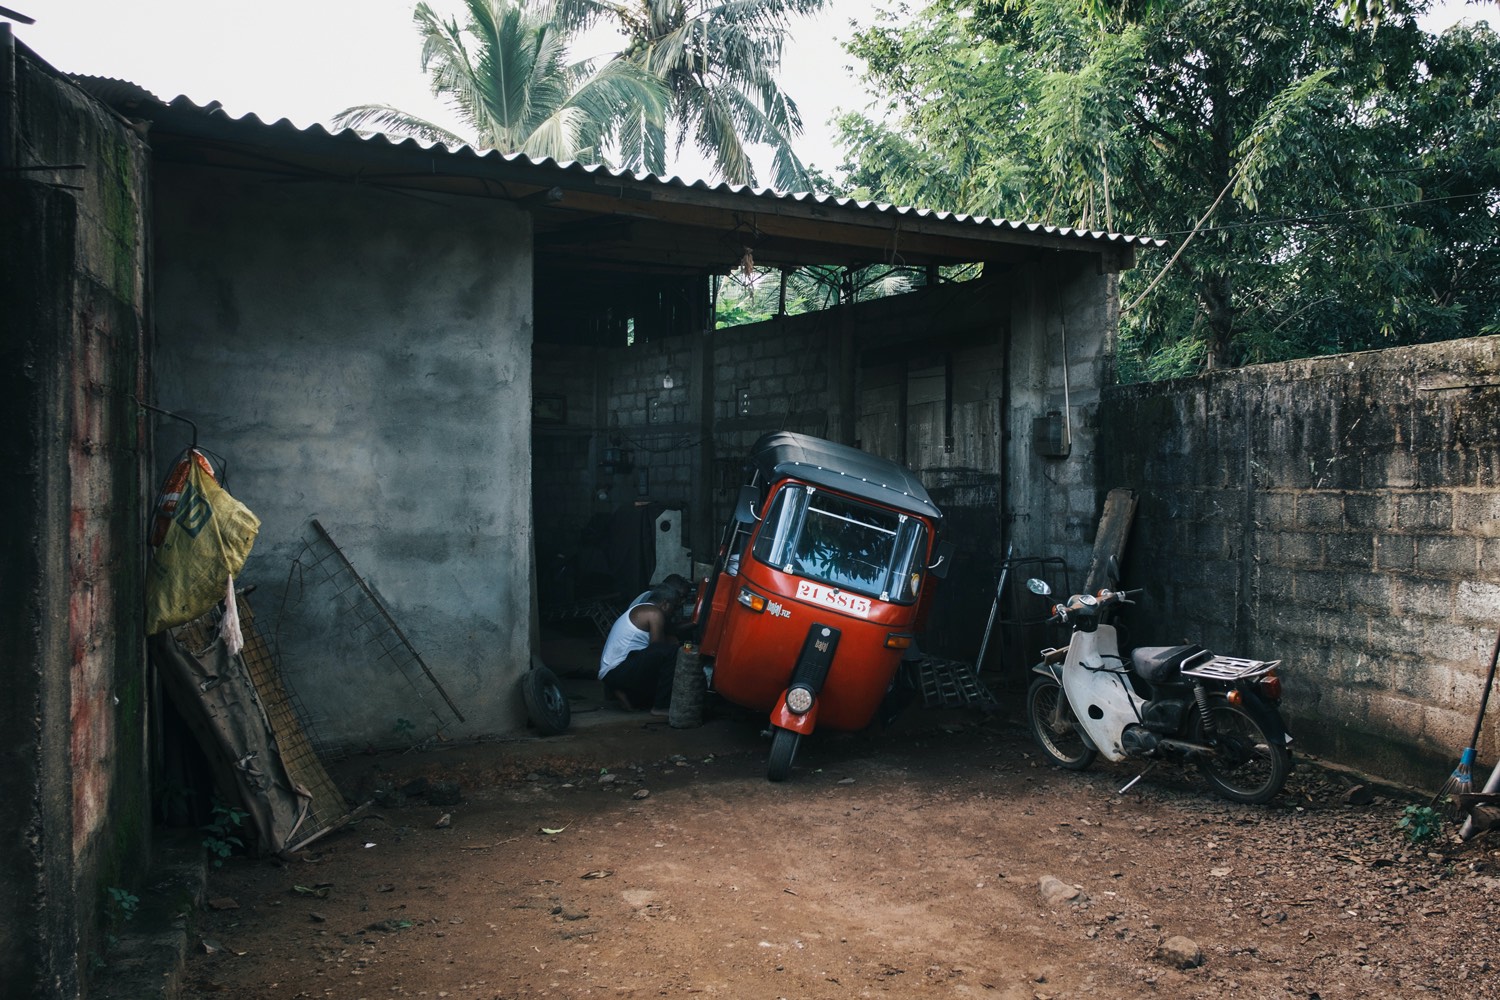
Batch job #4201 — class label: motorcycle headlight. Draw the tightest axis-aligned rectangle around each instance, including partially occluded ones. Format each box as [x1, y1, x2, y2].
[786, 686, 815, 714]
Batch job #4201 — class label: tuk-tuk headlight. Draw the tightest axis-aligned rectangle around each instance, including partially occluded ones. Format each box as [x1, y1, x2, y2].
[786, 685, 815, 714]
[738, 587, 767, 613]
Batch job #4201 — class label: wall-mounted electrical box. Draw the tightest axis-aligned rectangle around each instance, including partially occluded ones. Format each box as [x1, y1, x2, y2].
[1031, 410, 1071, 458]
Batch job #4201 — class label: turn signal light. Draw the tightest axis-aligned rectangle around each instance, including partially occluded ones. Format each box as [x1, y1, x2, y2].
[885, 633, 914, 650]
[738, 587, 766, 613]
[1226, 688, 1244, 707]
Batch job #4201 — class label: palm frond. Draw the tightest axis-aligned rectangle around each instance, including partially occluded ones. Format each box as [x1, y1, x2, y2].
[329, 104, 473, 147]
[538, 0, 620, 33]
[768, 138, 811, 193]
[693, 84, 758, 186]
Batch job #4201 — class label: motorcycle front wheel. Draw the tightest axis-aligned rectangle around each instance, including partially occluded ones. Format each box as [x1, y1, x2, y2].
[1193, 699, 1290, 804]
[1026, 675, 1097, 771]
[767, 726, 800, 782]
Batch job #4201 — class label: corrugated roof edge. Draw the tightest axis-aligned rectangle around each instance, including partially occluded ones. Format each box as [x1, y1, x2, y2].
[76, 78, 1164, 250]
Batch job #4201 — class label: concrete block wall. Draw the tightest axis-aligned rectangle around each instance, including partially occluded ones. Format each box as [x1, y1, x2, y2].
[598, 333, 702, 513]
[1099, 336, 1500, 786]
[532, 343, 606, 598]
[580, 275, 1075, 667]
[708, 315, 836, 518]
[1006, 261, 1121, 589]
[583, 313, 837, 566]
[2, 44, 151, 996]
[711, 318, 833, 433]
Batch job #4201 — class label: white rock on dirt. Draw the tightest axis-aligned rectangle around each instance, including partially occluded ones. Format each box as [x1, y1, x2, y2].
[1039, 876, 1085, 905]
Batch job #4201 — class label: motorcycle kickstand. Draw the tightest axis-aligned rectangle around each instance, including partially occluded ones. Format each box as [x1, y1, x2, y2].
[1118, 763, 1157, 795]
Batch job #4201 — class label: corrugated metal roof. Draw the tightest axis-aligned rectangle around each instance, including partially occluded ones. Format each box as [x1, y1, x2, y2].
[74, 77, 1162, 256]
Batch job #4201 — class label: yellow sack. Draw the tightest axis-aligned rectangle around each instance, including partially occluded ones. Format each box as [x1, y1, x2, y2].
[145, 460, 261, 635]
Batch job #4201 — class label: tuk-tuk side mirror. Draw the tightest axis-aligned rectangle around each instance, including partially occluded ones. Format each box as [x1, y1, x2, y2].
[1026, 577, 1052, 597]
[733, 485, 761, 525]
[928, 540, 956, 580]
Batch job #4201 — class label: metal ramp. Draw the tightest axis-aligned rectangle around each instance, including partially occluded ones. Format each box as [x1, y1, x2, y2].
[914, 656, 1001, 711]
[542, 595, 623, 638]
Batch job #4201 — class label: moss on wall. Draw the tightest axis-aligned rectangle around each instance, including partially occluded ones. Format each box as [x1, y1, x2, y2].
[7, 48, 151, 994]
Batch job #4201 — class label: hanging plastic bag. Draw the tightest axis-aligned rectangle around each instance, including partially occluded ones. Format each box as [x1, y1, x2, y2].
[218, 574, 245, 655]
[145, 460, 260, 635]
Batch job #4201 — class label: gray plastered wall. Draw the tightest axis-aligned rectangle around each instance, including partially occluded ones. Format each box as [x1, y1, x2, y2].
[151, 164, 536, 748]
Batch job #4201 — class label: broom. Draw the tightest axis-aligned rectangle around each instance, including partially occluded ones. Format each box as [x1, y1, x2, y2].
[1434, 627, 1500, 819]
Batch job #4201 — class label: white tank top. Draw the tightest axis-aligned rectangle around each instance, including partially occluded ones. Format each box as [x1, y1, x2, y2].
[599, 601, 653, 678]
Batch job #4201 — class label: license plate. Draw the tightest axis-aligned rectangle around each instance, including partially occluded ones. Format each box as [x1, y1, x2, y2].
[795, 580, 872, 618]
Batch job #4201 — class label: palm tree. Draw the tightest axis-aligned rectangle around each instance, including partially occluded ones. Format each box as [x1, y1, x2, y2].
[333, 0, 666, 166]
[547, 0, 826, 191]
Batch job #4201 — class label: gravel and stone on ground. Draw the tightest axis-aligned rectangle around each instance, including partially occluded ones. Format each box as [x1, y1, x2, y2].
[176, 709, 1500, 1000]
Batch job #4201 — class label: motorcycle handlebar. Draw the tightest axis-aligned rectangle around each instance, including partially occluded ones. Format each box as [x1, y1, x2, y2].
[1049, 587, 1143, 622]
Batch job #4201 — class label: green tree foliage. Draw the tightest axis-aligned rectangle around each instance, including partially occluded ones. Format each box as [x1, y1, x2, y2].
[333, 0, 667, 165]
[547, 0, 827, 189]
[837, 0, 1500, 377]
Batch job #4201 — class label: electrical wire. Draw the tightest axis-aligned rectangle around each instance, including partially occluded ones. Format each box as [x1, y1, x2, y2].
[1145, 190, 1491, 239]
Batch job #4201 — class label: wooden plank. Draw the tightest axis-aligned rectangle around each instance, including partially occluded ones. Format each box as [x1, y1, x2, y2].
[1084, 488, 1137, 592]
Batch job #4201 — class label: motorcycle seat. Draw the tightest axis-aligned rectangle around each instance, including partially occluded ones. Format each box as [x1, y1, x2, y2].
[1130, 644, 1205, 684]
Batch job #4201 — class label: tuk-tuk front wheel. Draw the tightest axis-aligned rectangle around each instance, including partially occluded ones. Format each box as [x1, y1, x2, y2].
[767, 727, 801, 782]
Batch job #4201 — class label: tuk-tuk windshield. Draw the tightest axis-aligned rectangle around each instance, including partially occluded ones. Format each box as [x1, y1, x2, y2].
[752, 485, 929, 603]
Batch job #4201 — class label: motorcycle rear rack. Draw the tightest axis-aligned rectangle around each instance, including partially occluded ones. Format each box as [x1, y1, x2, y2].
[1180, 653, 1281, 681]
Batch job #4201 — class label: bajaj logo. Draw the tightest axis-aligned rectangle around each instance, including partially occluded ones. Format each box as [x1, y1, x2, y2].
[814, 639, 829, 653]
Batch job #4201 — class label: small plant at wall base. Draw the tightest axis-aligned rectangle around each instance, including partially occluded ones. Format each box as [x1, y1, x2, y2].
[106, 886, 140, 922]
[202, 802, 248, 867]
[1398, 804, 1444, 844]
[96, 885, 142, 966]
[394, 716, 415, 740]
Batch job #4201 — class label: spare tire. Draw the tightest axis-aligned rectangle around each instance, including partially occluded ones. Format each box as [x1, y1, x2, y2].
[521, 666, 570, 736]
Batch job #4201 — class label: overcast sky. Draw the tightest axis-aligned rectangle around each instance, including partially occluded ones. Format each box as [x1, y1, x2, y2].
[13, 0, 876, 183]
[11, 0, 1494, 186]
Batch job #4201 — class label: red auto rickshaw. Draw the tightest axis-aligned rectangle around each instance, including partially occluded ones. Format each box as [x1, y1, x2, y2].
[692, 432, 950, 780]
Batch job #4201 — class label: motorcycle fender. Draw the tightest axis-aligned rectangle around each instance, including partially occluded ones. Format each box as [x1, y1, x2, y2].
[1234, 687, 1293, 748]
[1031, 661, 1064, 681]
[771, 694, 819, 735]
[767, 623, 842, 737]
[1030, 663, 1098, 751]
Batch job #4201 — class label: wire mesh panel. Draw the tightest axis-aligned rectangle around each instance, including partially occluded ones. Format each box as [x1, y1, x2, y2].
[232, 600, 348, 844]
[176, 593, 355, 853]
[280, 519, 466, 731]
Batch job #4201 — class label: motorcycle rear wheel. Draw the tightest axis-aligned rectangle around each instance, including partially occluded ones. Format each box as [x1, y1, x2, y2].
[1193, 699, 1290, 804]
[1026, 675, 1097, 771]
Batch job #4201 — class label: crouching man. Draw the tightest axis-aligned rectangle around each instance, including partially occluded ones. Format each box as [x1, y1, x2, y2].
[598, 584, 682, 714]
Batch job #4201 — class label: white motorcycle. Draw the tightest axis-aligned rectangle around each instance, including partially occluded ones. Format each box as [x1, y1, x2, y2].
[1024, 568, 1292, 804]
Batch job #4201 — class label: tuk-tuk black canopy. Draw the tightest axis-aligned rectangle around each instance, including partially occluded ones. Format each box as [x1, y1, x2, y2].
[748, 433, 943, 522]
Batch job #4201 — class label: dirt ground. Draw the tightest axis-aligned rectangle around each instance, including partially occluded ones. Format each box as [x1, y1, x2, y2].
[177, 692, 1500, 1000]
